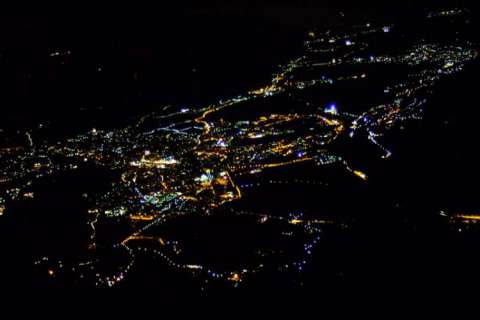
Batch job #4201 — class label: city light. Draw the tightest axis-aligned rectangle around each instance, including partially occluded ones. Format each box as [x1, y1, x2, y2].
[1, 9, 476, 288]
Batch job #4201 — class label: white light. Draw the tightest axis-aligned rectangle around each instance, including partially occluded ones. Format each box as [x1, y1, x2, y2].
[324, 103, 338, 115]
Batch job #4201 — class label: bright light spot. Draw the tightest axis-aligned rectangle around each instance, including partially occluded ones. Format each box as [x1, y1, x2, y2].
[186, 264, 202, 270]
[228, 273, 241, 282]
[443, 62, 454, 69]
[216, 139, 228, 147]
[290, 219, 303, 225]
[324, 103, 338, 115]
[353, 170, 368, 181]
[248, 132, 264, 139]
